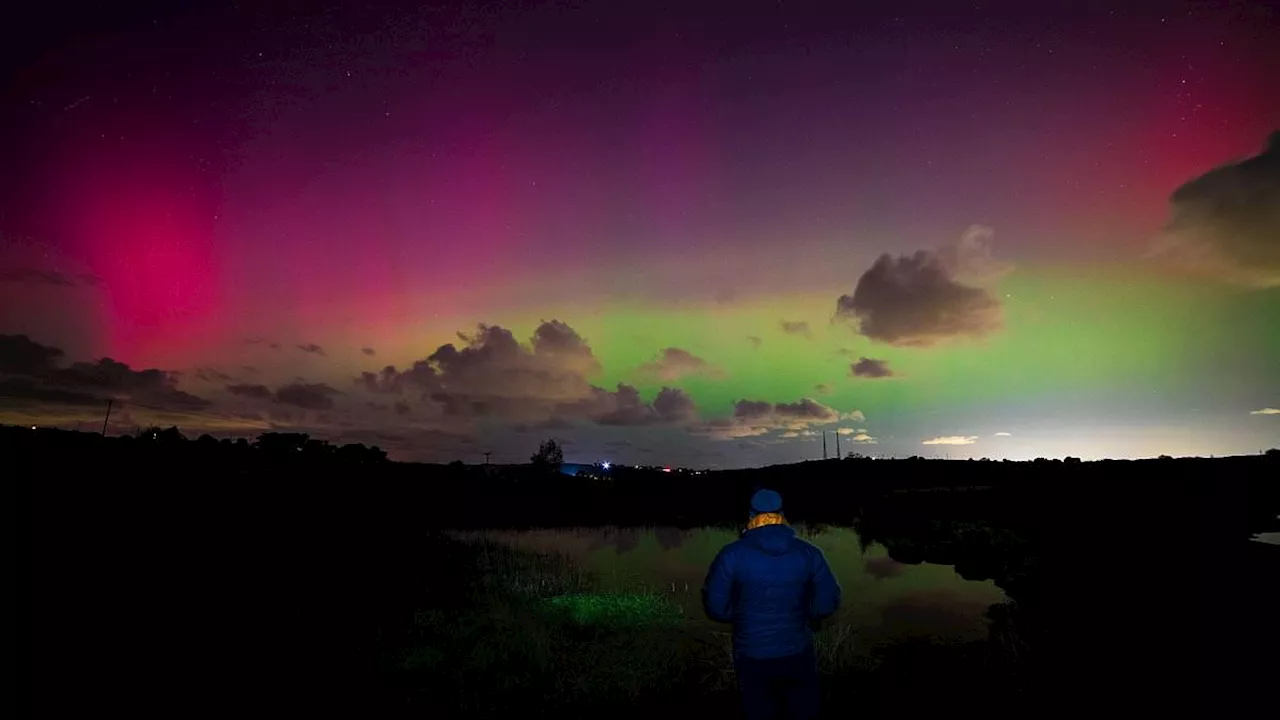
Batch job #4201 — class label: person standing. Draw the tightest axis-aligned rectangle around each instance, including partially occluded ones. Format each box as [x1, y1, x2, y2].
[702, 488, 842, 720]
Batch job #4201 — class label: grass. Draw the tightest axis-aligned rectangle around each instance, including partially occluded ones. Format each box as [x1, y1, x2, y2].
[378, 535, 709, 717]
[376, 532, 1025, 718]
[542, 592, 684, 627]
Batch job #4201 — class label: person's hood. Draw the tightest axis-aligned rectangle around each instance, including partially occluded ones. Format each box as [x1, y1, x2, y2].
[743, 523, 798, 556]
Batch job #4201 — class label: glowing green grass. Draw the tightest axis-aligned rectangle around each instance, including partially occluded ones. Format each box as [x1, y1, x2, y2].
[542, 592, 684, 627]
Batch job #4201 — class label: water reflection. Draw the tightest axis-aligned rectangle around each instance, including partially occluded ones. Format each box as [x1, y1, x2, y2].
[477, 525, 1006, 653]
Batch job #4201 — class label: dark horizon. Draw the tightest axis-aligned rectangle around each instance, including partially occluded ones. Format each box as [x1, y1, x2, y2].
[8, 422, 1278, 472]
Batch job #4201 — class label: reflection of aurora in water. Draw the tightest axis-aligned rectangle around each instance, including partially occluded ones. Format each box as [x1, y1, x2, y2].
[477, 526, 1007, 652]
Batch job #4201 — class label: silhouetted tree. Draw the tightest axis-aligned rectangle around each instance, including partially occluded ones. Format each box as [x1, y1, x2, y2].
[336, 442, 388, 464]
[1266, 448, 1279, 458]
[255, 432, 310, 455]
[140, 425, 186, 444]
[531, 438, 563, 473]
[304, 438, 333, 456]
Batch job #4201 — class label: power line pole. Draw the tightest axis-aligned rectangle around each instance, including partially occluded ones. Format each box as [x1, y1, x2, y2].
[822, 431, 828, 460]
[836, 430, 841, 460]
[100, 399, 113, 436]
[483, 451, 492, 466]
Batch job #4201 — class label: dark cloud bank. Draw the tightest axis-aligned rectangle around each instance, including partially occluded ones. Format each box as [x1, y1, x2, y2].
[2, 318, 863, 463]
[352, 321, 699, 428]
[1158, 130, 1280, 288]
[0, 334, 209, 409]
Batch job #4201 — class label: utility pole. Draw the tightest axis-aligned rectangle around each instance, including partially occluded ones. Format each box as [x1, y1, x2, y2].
[822, 431, 828, 460]
[483, 451, 492, 466]
[100, 399, 113, 436]
[836, 430, 841, 460]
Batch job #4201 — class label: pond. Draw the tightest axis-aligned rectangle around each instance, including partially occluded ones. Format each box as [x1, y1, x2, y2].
[471, 525, 1008, 654]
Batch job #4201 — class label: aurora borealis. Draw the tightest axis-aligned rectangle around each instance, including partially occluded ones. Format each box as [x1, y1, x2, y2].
[2, 1, 1278, 466]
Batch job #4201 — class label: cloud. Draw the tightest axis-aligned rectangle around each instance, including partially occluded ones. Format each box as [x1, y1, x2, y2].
[1250, 408, 1280, 415]
[361, 347, 376, 356]
[813, 383, 831, 395]
[780, 320, 812, 339]
[424, 321, 602, 410]
[0, 377, 100, 405]
[393, 401, 410, 416]
[993, 431, 1013, 436]
[850, 357, 894, 378]
[0, 269, 100, 287]
[296, 343, 326, 356]
[774, 398, 842, 422]
[700, 397, 859, 439]
[837, 427, 878, 444]
[226, 384, 273, 400]
[562, 384, 699, 426]
[747, 335, 762, 349]
[55, 359, 209, 409]
[835, 226, 1010, 346]
[0, 334, 65, 375]
[652, 387, 698, 423]
[193, 368, 233, 383]
[1154, 131, 1280, 288]
[275, 383, 341, 410]
[350, 320, 696, 429]
[356, 362, 439, 395]
[922, 435, 979, 445]
[0, 335, 210, 410]
[635, 347, 726, 382]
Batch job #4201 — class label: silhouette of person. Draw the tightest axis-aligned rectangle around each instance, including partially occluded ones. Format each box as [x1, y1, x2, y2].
[702, 488, 841, 720]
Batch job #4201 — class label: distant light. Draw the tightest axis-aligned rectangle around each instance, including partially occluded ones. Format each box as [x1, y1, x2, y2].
[601, 462, 611, 470]
[663, 467, 671, 473]
[31, 426, 37, 430]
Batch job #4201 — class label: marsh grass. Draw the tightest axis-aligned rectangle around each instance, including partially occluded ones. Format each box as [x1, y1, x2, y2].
[381, 533, 1021, 717]
[381, 535, 706, 716]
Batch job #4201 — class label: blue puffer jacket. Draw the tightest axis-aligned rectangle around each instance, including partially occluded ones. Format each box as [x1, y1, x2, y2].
[702, 524, 842, 659]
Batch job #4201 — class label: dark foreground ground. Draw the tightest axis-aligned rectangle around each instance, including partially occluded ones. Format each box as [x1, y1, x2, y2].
[11, 435, 1280, 718]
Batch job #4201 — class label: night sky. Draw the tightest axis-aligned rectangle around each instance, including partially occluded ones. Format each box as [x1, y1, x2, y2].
[2, 1, 1278, 466]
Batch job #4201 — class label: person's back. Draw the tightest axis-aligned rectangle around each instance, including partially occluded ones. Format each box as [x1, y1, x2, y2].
[702, 489, 841, 720]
